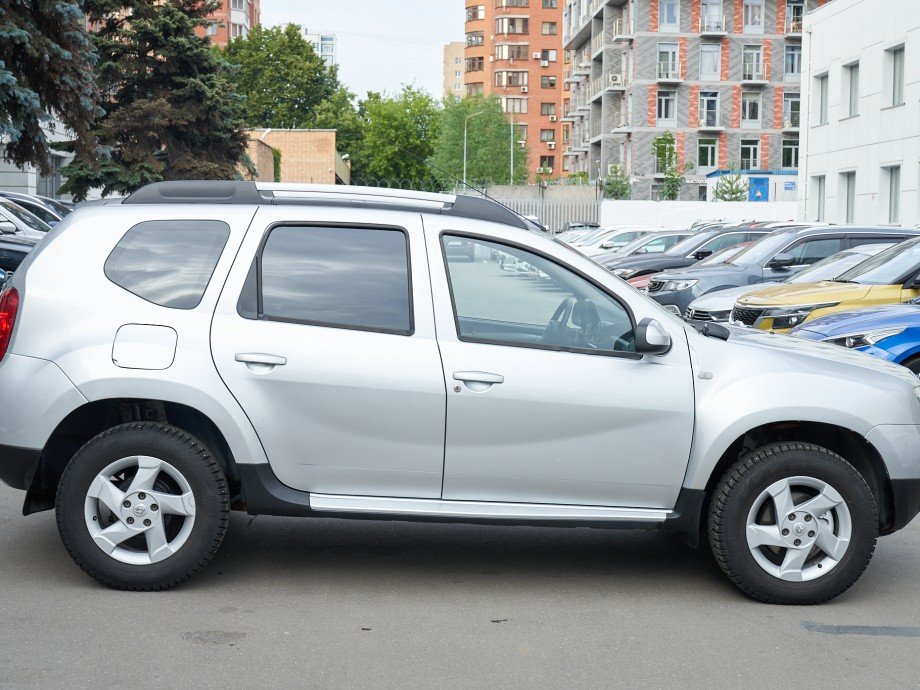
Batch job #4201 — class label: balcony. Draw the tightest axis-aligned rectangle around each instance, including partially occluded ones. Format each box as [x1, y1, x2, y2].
[782, 109, 801, 132]
[612, 18, 634, 42]
[590, 118, 602, 140]
[740, 158, 760, 171]
[697, 110, 724, 131]
[657, 63, 683, 83]
[606, 70, 627, 91]
[590, 32, 607, 57]
[611, 114, 632, 133]
[742, 63, 767, 85]
[590, 75, 605, 100]
[786, 16, 803, 39]
[698, 14, 727, 36]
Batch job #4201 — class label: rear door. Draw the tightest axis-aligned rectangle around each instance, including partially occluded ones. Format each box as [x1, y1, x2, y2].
[211, 206, 446, 498]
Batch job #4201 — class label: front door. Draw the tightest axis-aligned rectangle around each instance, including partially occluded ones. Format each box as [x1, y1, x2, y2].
[425, 222, 695, 509]
[211, 206, 446, 498]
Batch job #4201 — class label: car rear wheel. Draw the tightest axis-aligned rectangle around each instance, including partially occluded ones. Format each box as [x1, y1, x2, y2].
[901, 356, 920, 376]
[708, 442, 877, 604]
[56, 422, 229, 590]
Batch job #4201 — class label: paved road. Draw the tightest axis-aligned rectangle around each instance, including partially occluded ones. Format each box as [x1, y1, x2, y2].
[1, 481, 919, 688]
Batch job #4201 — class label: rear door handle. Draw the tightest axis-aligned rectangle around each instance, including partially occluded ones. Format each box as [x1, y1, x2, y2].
[453, 371, 504, 384]
[235, 353, 287, 366]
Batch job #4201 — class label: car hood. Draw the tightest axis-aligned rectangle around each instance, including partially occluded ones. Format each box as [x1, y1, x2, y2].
[600, 254, 691, 271]
[736, 281, 874, 307]
[653, 263, 754, 283]
[792, 303, 920, 338]
[688, 282, 785, 312]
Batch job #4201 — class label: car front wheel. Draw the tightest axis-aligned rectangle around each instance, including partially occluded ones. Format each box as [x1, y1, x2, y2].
[709, 442, 878, 604]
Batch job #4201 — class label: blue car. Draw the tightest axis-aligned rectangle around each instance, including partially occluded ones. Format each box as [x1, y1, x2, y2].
[790, 302, 920, 374]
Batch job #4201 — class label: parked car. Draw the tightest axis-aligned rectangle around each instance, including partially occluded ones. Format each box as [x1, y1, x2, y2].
[790, 303, 920, 374]
[596, 230, 692, 261]
[686, 244, 895, 322]
[0, 191, 67, 226]
[444, 236, 476, 261]
[555, 221, 598, 240]
[0, 198, 52, 240]
[627, 243, 752, 291]
[600, 225, 771, 278]
[732, 236, 920, 333]
[0, 235, 38, 286]
[579, 227, 665, 257]
[649, 226, 919, 317]
[2, 181, 920, 604]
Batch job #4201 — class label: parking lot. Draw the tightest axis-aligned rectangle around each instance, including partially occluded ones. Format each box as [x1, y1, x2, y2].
[2, 479, 919, 688]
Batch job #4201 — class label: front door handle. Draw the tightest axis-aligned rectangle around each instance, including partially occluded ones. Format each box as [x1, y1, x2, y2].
[453, 371, 504, 385]
[235, 353, 287, 366]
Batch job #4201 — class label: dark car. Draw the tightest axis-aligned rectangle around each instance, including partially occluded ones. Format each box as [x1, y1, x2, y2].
[599, 225, 771, 279]
[444, 236, 476, 261]
[648, 226, 920, 315]
[0, 235, 39, 285]
[0, 191, 67, 226]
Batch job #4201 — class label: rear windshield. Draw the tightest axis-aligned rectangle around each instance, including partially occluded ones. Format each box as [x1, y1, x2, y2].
[105, 220, 230, 309]
[835, 237, 920, 285]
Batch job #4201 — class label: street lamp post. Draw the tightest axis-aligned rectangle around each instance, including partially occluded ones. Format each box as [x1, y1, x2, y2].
[463, 110, 485, 190]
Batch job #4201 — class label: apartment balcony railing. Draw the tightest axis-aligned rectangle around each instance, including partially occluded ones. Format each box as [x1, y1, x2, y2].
[590, 32, 607, 55]
[742, 63, 766, 82]
[740, 158, 760, 171]
[698, 110, 723, 130]
[612, 113, 631, 131]
[590, 118, 602, 139]
[698, 14, 727, 35]
[782, 109, 801, 130]
[657, 62, 683, 82]
[612, 18, 634, 41]
[786, 17, 803, 36]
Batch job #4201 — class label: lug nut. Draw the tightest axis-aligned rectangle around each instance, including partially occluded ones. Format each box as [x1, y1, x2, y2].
[788, 514, 796, 521]
[151, 504, 158, 512]
[123, 500, 131, 508]
[782, 528, 790, 536]
[804, 515, 812, 522]
[808, 531, 815, 538]
[143, 519, 151, 526]
[138, 492, 146, 500]
[794, 539, 801, 546]
[126, 517, 134, 524]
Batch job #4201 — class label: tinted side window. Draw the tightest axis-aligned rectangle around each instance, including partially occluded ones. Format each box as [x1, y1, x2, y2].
[848, 234, 904, 247]
[105, 220, 230, 309]
[785, 237, 844, 265]
[699, 232, 747, 253]
[255, 225, 412, 335]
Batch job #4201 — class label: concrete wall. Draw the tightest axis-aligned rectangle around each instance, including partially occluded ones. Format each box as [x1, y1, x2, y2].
[601, 199, 797, 227]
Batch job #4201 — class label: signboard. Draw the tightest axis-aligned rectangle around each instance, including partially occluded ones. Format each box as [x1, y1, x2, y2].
[784, 181, 797, 191]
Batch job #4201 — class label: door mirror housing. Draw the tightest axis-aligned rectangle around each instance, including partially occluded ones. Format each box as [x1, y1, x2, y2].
[768, 252, 796, 269]
[691, 249, 713, 260]
[636, 318, 672, 355]
[0, 221, 16, 235]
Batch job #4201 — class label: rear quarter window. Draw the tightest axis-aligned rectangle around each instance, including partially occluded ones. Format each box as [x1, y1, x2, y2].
[105, 220, 230, 309]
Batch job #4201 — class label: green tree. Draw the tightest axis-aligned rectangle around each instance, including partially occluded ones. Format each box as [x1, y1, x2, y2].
[428, 95, 528, 188]
[713, 169, 750, 201]
[358, 86, 440, 188]
[603, 165, 631, 200]
[651, 131, 684, 201]
[0, 1, 100, 174]
[312, 86, 364, 174]
[62, 0, 249, 200]
[223, 24, 337, 129]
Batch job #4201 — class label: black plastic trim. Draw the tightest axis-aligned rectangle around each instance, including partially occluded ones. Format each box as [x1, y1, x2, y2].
[441, 194, 530, 231]
[661, 488, 706, 547]
[882, 478, 920, 535]
[0, 444, 42, 492]
[123, 181, 267, 205]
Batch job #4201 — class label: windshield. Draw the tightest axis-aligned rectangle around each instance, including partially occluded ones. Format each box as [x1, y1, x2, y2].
[664, 231, 720, 257]
[727, 232, 796, 266]
[577, 227, 622, 245]
[0, 199, 52, 233]
[39, 197, 72, 216]
[788, 246, 893, 284]
[602, 230, 648, 250]
[693, 243, 749, 266]
[835, 237, 920, 285]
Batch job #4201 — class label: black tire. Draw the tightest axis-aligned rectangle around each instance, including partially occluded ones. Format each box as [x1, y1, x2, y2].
[55, 422, 229, 590]
[901, 356, 920, 375]
[709, 442, 878, 605]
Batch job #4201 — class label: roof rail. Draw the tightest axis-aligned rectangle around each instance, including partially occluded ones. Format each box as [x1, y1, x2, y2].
[122, 181, 532, 231]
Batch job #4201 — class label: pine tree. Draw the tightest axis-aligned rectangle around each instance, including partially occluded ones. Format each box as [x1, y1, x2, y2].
[713, 170, 750, 201]
[604, 165, 631, 199]
[0, 1, 99, 174]
[61, 0, 249, 200]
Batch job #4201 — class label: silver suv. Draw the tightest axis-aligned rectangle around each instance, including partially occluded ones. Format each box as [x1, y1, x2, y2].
[2, 182, 920, 603]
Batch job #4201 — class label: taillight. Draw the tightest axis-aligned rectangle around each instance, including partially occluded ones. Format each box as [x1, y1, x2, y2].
[0, 286, 20, 361]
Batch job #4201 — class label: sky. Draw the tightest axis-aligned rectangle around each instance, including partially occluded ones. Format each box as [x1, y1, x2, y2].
[261, 1, 466, 100]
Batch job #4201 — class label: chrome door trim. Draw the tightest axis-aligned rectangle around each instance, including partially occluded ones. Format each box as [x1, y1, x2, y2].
[309, 494, 670, 522]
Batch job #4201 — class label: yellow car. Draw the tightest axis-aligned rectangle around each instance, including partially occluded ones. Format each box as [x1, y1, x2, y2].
[731, 238, 920, 332]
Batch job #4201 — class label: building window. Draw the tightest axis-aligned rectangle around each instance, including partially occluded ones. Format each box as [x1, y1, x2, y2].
[539, 156, 555, 171]
[845, 62, 859, 117]
[740, 139, 760, 170]
[540, 102, 556, 116]
[230, 0, 246, 9]
[886, 166, 901, 224]
[659, 0, 679, 31]
[495, 44, 530, 60]
[784, 45, 801, 79]
[205, 21, 218, 36]
[813, 175, 826, 221]
[542, 22, 557, 35]
[541, 76, 557, 88]
[541, 49, 558, 62]
[467, 83, 484, 96]
[742, 45, 763, 81]
[496, 17, 529, 34]
[466, 31, 484, 47]
[495, 70, 528, 87]
[698, 138, 717, 168]
[230, 22, 247, 38]
[701, 0, 723, 31]
[543, 0, 557, 6]
[465, 57, 484, 72]
[503, 97, 529, 114]
[842, 171, 856, 223]
[465, 4, 485, 21]
[540, 129, 556, 142]
[743, 0, 764, 32]
[741, 92, 761, 127]
[781, 140, 799, 169]
[889, 46, 905, 106]
[700, 43, 720, 80]
[700, 91, 720, 126]
[786, 0, 804, 33]
[657, 90, 676, 123]
[658, 43, 679, 79]
[783, 95, 800, 127]
[497, 0, 528, 5]
[815, 74, 828, 124]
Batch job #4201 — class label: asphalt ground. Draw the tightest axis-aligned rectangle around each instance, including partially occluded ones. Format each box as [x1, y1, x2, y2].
[1, 481, 919, 688]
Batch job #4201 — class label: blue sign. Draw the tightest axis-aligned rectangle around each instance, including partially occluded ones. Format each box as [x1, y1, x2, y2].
[784, 181, 797, 191]
[748, 177, 769, 202]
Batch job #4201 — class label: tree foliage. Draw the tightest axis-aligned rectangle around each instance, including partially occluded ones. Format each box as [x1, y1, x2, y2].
[358, 86, 440, 187]
[0, 1, 100, 174]
[713, 170, 750, 201]
[603, 165, 631, 200]
[429, 95, 528, 188]
[62, 0, 249, 200]
[651, 131, 684, 201]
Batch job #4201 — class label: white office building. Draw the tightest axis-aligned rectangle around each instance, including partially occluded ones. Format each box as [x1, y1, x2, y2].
[303, 28, 337, 66]
[799, 0, 920, 226]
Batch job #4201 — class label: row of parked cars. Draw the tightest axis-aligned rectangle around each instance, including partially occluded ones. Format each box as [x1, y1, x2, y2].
[0, 191, 75, 284]
[558, 220, 920, 375]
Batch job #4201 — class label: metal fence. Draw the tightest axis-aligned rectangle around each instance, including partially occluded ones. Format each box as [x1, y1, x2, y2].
[488, 198, 600, 233]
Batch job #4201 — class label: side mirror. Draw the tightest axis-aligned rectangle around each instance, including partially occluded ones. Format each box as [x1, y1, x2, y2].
[691, 249, 713, 260]
[601, 240, 616, 249]
[636, 318, 672, 355]
[768, 252, 796, 269]
[0, 221, 16, 235]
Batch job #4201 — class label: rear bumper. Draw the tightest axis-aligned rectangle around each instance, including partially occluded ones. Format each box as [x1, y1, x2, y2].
[885, 478, 920, 534]
[0, 444, 42, 491]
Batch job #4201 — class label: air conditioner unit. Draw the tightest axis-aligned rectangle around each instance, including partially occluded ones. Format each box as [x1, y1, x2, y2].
[548, 142, 556, 149]
[549, 115, 558, 122]
[533, 52, 542, 59]
[545, 168, 553, 174]
[541, 60, 550, 67]
[521, 86, 529, 93]
[536, 167, 545, 174]
[488, 55, 494, 62]
[609, 73, 622, 86]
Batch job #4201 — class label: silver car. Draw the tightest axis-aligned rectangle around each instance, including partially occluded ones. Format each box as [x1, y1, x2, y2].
[1, 181, 920, 604]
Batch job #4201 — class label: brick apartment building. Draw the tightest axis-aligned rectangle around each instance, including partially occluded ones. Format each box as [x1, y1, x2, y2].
[199, 0, 261, 47]
[563, 0, 827, 199]
[464, 0, 566, 179]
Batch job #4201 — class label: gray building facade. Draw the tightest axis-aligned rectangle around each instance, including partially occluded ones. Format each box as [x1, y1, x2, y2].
[562, 0, 825, 200]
